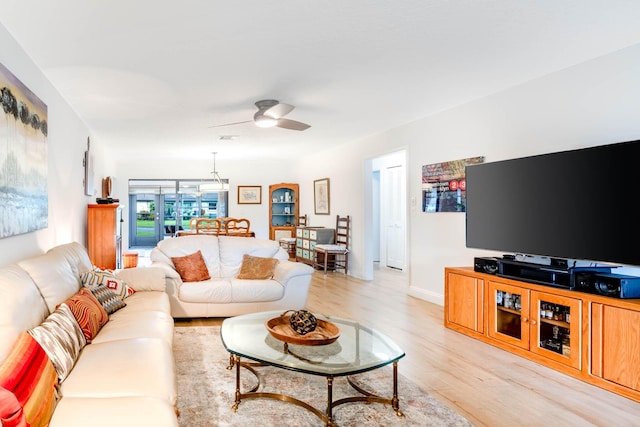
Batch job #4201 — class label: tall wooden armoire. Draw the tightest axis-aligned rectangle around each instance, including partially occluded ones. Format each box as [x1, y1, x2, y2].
[87, 204, 122, 269]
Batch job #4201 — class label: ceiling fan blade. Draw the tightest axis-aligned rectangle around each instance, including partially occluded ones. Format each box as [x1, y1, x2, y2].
[264, 102, 294, 119]
[276, 118, 311, 131]
[207, 120, 252, 128]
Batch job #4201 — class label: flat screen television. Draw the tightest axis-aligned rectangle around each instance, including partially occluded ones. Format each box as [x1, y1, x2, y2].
[465, 139, 640, 267]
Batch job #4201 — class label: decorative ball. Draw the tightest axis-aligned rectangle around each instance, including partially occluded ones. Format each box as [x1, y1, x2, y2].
[289, 310, 318, 335]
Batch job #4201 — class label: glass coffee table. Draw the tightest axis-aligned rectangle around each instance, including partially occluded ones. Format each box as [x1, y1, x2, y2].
[221, 310, 405, 427]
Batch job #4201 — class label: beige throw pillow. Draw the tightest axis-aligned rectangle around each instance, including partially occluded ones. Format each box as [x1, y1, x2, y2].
[236, 254, 278, 280]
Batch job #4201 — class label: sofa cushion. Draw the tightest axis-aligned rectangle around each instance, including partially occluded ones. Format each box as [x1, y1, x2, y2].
[230, 279, 285, 302]
[236, 254, 278, 280]
[114, 267, 166, 292]
[171, 250, 210, 282]
[91, 310, 174, 347]
[64, 289, 109, 343]
[0, 265, 49, 363]
[108, 291, 170, 315]
[218, 236, 288, 277]
[28, 303, 86, 382]
[179, 279, 232, 303]
[46, 242, 93, 279]
[18, 250, 81, 314]
[87, 285, 126, 315]
[81, 267, 135, 300]
[49, 396, 180, 427]
[60, 338, 176, 405]
[155, 235, 221, 278]
[0, 332, 59, 427]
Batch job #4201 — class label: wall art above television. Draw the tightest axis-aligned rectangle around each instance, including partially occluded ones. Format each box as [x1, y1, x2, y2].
[422, 156, 484, 213]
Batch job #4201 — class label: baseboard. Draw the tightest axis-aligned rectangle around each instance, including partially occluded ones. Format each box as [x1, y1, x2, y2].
[408, 286, 444, 306]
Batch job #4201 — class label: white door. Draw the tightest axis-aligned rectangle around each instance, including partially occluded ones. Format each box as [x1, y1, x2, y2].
[383, 165, 405, 269]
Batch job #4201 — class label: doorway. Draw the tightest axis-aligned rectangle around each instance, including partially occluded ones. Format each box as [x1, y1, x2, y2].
[129, 193, 163, 247]
[372, 150, 407, 271]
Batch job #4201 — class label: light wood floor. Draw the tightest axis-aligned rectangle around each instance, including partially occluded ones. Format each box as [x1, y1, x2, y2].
[175, 265, 640, 426]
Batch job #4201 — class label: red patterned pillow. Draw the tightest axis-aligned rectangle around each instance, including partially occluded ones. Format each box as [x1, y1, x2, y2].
[81, 267, 135, 300]
[64, 288, 109, 343]
[0, 332, 58, 427]
[171, 250, 211, 282]
[236, 254, 279, 280]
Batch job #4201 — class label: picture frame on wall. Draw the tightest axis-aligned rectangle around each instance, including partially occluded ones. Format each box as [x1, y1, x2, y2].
[314, 178, 330, 215]
[0, 62, 49, 238]
[238, 185, 262, 204]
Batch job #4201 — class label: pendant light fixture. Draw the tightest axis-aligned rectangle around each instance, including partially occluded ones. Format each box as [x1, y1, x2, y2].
[199, 152, 229, 192]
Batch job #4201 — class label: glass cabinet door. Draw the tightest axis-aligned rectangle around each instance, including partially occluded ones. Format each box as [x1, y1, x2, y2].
[488, 281, 530, 349]
[530, 291, 581, 369]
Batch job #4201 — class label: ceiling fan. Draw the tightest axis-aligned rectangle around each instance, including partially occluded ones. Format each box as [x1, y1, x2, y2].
[209, 99, 311, 131]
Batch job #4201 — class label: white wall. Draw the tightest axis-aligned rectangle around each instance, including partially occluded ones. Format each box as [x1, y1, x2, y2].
[0, 24, 96, 267]
[3, 14, 640, 304]
[109, 155, 297, 246]
[296, 42, 640, 304]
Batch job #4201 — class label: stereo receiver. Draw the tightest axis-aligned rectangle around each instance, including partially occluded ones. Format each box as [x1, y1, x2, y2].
[474, 257, 499, 275]
[573, 272, 640, 299]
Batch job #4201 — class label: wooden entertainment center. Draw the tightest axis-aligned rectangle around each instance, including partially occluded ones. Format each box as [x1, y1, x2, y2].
[445, 266, 640, 403]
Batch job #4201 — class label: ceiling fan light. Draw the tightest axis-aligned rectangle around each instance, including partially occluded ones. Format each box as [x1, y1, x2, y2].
[254, 114, 277, 128]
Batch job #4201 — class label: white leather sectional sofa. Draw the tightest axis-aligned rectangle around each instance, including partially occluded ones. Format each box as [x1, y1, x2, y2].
[0, 242, 178, 427]
[150, 235, 315, 318]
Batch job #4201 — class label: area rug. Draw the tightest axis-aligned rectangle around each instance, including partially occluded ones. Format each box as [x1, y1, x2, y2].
[174, 326, 474, 427]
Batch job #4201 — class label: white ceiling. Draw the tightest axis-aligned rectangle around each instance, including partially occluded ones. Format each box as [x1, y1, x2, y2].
[2, 1, 640, 161]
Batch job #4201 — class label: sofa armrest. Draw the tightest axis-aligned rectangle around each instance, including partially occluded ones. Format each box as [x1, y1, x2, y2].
[114, 267, 166, 292]
[273, 261, 314, 286]
[149, 262, 181, 280]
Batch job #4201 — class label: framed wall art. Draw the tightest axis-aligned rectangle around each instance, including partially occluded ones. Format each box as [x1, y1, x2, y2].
[237, 185, 262, 204]
[0, 62, 49, 238]
[421, 156, 484, 213]
[314, 178, 330, 215]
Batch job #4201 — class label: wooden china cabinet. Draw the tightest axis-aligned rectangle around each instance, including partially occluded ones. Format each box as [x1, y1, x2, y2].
[268, 183, 299, 240]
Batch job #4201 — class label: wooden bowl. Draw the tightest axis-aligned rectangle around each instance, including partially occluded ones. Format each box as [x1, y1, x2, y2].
[265, 315, 340, 346]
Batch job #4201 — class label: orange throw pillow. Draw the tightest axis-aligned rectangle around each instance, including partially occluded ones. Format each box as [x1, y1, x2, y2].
[171, 250, 211, 282]
[64, 288, 109, 343]
[236, 254, 278, 280]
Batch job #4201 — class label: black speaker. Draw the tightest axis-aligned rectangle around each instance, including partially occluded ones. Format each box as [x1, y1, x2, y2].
[474, 257, 499, 275]
[573, 272, 640, 299]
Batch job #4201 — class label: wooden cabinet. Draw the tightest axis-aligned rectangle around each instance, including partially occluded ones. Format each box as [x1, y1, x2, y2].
[445, 266, 640, 402]
[591, 303, 640, 398]
[487, 280, 581, 370]
[295, 227, 335, 265]
[529, 291, 581, 369]
[487, 281, 530, 349]
[87, 204, 122, 269]
[269, 183, 299, 240]
[444, 270, 484, 336]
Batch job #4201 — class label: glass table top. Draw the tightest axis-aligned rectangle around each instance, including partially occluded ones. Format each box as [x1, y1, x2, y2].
[221, 310, 405, 376]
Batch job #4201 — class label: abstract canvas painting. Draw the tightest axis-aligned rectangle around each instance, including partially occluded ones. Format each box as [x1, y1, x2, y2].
[0, 62, 48, 238]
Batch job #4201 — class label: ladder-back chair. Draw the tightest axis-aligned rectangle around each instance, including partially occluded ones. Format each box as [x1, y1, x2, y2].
[313, 215, 350, 276]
